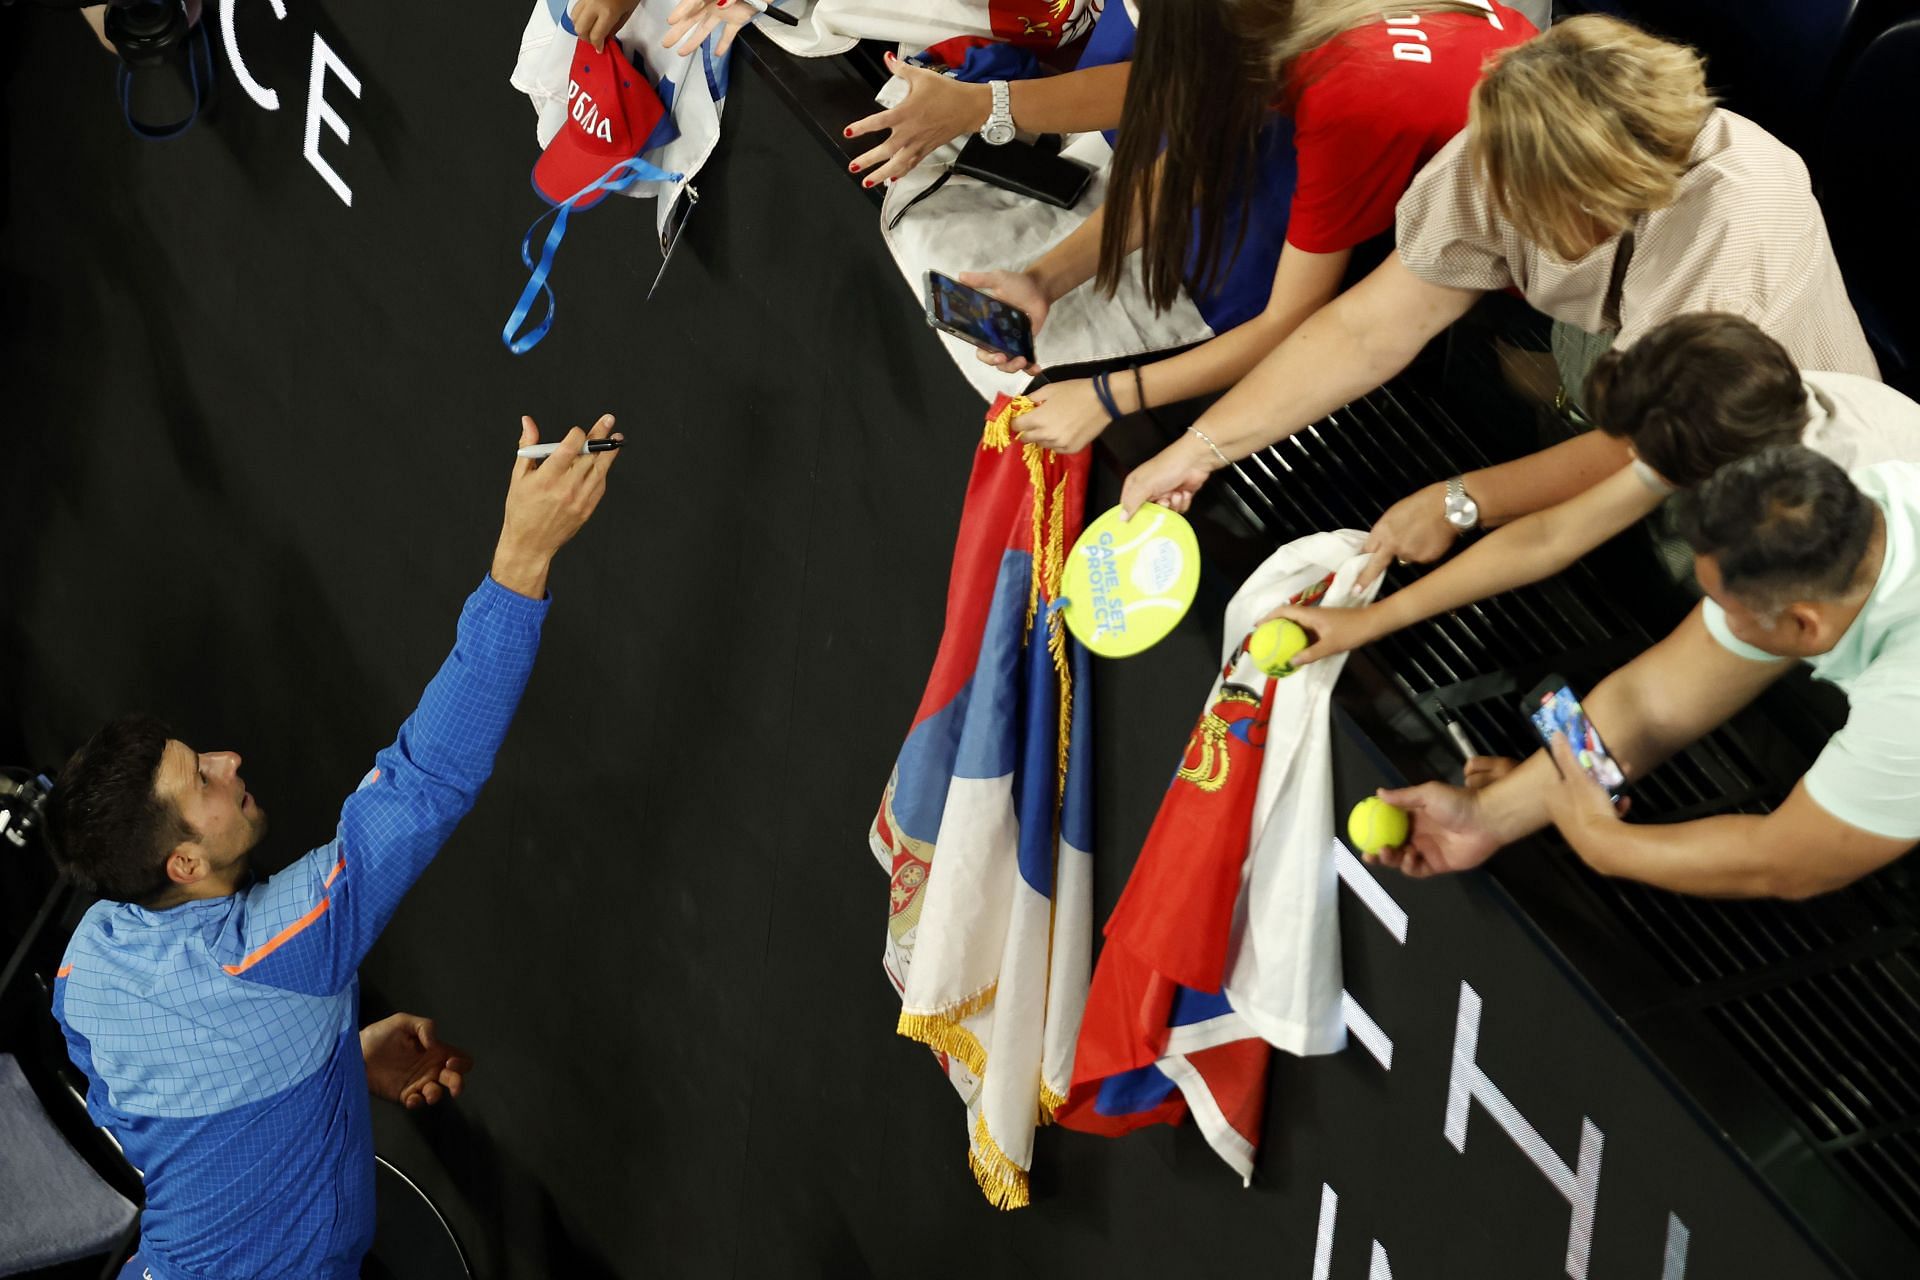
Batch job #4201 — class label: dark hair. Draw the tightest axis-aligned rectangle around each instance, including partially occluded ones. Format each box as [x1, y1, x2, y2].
[1095, 0, 1271, 311]
[44, 715, 194, 904]
[1097, 0, 1502, 312]
[1671, 446, 1878, 614]
[1586, 313, 1810, 487]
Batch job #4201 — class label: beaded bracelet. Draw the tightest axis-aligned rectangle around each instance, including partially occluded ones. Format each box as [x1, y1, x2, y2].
[1187, 425, 1229, 468]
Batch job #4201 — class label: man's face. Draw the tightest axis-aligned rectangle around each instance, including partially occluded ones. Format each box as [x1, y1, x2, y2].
[154, 740, 268, 885]
[1695, 554, 1831, 660]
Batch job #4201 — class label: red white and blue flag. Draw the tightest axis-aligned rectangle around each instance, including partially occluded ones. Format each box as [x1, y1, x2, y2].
[1059, 533, 1381, 1180]
[871, 396, 1094, 1209]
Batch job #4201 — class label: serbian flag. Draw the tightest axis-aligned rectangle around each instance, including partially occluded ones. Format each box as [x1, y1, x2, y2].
[871, 395, 1094, 1209]
[1058, 533, 1380, 1181]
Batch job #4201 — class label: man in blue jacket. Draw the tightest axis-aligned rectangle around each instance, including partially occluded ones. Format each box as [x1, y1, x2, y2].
[44, 414, 620, 1280]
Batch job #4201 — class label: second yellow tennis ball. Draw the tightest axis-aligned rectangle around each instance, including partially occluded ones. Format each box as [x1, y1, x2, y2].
[1347, 796, 1410, 857]
[1248, 618, 1310, 677]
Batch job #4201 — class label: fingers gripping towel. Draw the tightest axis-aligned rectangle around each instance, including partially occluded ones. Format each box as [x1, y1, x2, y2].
[870, 396, 1095, 1209]
[1058, 531, 1380, 1181]
[512, 0, 729, 235]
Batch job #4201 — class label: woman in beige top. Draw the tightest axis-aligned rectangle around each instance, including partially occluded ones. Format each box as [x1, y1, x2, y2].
[1118, 14, 1878, 582]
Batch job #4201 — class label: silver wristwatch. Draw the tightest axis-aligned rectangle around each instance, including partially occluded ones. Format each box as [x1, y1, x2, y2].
[1443, 476, 1480, 532]
[980, 80, 1016, 146]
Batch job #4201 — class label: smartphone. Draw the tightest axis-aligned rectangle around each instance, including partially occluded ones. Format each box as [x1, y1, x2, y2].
[952, 134, 1094, 210]
[1521, 676, 1626, 794]
[924, 270, 1036, 363]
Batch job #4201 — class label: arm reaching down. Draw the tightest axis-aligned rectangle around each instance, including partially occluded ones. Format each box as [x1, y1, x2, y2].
[1013, 244, 1352, 454]
[967, 156, 1158, 378]
[1122, 255, 1481, 515]
[224, 415, 621, 995]
[1373, 605, 1796, 881]
[847, 58, 1132, 187]
[1545, 737, 1915, 899]
[1270, 464, 1664, 663]
[1356, 432, 1638, 583]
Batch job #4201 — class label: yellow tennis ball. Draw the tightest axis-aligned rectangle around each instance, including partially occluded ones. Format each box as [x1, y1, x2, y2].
[1248, 618, 1310, 677]
[1348, 797, 1410, 857]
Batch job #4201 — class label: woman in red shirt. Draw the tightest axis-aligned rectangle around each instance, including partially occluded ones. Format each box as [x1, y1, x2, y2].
[968, 0, 1535, 453]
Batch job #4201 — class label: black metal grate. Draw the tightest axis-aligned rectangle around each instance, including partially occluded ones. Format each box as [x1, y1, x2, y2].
[1218, 369, 1920, 1246]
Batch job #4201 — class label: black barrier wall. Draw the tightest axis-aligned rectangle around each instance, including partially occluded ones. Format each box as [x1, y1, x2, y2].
[0, 8, 1863, 1278]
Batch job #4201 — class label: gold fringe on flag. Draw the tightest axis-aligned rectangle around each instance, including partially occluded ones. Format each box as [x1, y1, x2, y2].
[898, 1009, 989, 1079]
[981, 398, 1076, 803]
[903, 396, 1076, 1211]
[1037, 1082, 1067, 1127]
[969, 1112, 1032, 1210]
[896, 977, 997, 1078]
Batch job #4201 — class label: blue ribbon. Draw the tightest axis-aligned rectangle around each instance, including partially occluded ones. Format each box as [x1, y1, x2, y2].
[502, 154, 684, 355]
[117, 18, 217, 142]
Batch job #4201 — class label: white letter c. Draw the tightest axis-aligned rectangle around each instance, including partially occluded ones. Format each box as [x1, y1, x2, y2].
[220, 0, 290, 111]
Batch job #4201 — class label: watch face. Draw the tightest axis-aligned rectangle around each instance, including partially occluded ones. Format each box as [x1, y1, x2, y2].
[1447, 497, 1479, 530]
[983, 122, 1016, 145]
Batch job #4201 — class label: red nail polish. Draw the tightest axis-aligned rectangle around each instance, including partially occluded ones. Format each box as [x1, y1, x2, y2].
[863, 179, 874, 188]
[843, 128, 853, 138]
[849, 162, 860, 172]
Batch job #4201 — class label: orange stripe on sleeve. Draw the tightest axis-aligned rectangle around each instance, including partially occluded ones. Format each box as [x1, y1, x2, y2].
[55, 964, 72, 979]
[223, 897, 332, 976]
[323, 854, 346, 888]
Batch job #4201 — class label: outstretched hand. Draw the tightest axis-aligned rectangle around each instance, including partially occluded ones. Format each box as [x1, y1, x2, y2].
[1463, 755, 1518, 790]
[1121, 437, 1213, 518]
[1543, 732, 1631, 835]
[958, 270, 1050, 375]
[361, 1013, 473, 1110]
[1254, 603, 1383, 668]
[845, 53, 991, 188]
[1011, 380, 1108, 453]
[569, 0, 640, 51]
[1365, 782, 1502, 879]
[660, 0, 754, 58]
[1359, 481, 1456, 587]
[493, 413, 623, 599]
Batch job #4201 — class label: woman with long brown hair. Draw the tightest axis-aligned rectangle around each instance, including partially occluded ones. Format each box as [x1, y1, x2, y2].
[1122, 16, 1879, 585]
[959, 0, 1535, 454]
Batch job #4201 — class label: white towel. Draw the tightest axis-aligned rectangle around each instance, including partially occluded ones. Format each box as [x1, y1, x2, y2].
[1222, 531, 1383, 1054]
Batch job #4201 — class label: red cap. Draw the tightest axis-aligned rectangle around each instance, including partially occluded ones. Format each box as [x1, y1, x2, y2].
[533, 37, 669, 209]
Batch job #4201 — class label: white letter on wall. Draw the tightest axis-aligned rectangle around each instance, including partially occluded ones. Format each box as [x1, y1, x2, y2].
[304, 34, 364, 208]
[1313, 1183, 1394, 1280]
[1662, 1213, 1690, 1280]
[1336, 843, 1408, 1069]
[1444, 982, 1604, 1280]
[220, 0, 289, 110]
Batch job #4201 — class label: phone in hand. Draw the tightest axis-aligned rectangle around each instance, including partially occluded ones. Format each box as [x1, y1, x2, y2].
[923, 270, 1036, 364]
[1521, 676, 1626, 794]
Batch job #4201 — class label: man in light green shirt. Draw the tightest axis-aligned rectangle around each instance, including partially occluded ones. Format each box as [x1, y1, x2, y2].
[1372, 446, 1920, 898]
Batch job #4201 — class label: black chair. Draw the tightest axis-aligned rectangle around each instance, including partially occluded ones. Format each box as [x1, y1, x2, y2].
[364, 1157, 471, 1280]
[0, 774, 142, 1280]
[1819, 15, 1920, 393]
